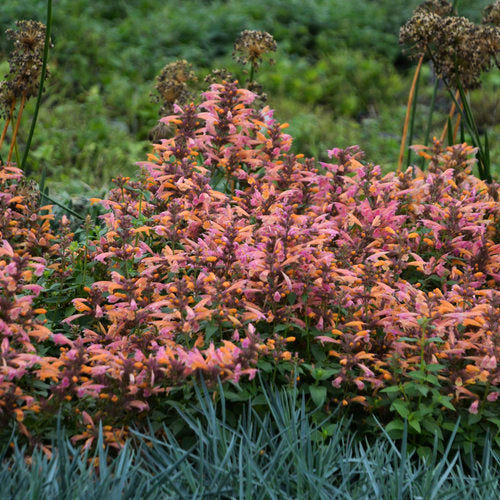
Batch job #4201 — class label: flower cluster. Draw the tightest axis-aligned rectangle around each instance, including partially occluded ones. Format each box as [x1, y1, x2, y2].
[0, 164, 56, 429]
[1, 81, 498, 446]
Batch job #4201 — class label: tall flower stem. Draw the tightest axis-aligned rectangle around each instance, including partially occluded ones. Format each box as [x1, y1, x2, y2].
[0, 99, 16, 152]
[452, 111, 462, 143]
[397, 54, 424, 172]
[22, 0, 52, 174]
[7, 94, 26, 163]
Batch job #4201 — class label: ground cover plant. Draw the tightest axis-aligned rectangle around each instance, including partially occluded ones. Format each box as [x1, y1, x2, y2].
[1, 384, 499, 499]
[0, 0, 499, 496]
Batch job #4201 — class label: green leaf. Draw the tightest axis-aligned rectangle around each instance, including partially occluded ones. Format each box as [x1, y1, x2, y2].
[487, 418, 500, 430]
[417, 446, 432, 460]
[424, 374, 440, 386]
[425, 336, 444, 344]
[422, 419, 443, 439]
[311, 343, 327, 363]
[436, 395, 455, 411]
[408, 371, 427, 381]
[380, 386, 401, 394]
[425, 364, 445, 372]
[309, 385, 327, 407]
[408, 417, 421, 433]
[257, 360, 273, 373]
[204, 322, 219, 342]
[274, 324, 290, 333]
[385, 418, 405, 433]
[391, 399, 410, 418]
[313, 368, 337, 381]
[223, 389, 251, 402]
[287, 292, 297, 305]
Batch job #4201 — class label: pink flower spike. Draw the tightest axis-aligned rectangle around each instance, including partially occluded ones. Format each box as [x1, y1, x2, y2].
[327, 148, 341, 159]
[52, 333, 74, 346]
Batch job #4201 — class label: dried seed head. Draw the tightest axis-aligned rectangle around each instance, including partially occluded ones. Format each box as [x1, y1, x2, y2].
[152, 60, 196, 115]
[399, 10, 444, 58]
[232, 30, 277, 70]
[483, 2, 500, 26]
[400, 2, 500, 90]
[148, 120, 171, 144]
[247, 80, 268, 103]
[204, 68, 235, 85]
[433, 17, 500, 89]
[4, 20, 49, 101]
[416, 0, 453, 17]
[0, 80, 16, 119]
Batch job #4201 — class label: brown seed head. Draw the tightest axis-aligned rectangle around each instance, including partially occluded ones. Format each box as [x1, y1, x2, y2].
[483, 2, 500, 26]
[399, 10, 444, 58]
[232, 30, 277, 70]
[204, 68, 235, 85]
[152, 60, 196, 116]
[4, 20, 49, 101]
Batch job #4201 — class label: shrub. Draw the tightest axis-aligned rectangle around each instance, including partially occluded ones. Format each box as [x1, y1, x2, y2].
[0, 81, 498, 456]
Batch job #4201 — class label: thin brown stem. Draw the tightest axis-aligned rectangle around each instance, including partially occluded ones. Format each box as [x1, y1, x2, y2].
[7, 94, 26, 163]
[0, 99, 16, 152]
[398, 54, 424, 172]
[453, 112, 462, 143]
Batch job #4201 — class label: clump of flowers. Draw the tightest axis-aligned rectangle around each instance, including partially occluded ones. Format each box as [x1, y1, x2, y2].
[1, 81, 499, 451]
[0, 162, 57, 432]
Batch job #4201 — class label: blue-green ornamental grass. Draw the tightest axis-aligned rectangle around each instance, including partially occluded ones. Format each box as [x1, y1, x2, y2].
[1, 383, 499, 500]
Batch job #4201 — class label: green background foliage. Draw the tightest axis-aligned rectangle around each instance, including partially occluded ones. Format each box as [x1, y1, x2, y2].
[1, 0, 498, 199]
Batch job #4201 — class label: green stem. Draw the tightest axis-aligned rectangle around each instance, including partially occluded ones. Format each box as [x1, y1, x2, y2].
[40, 191, 84, 220]
[248, 63, 255, 88]
[22, 0, 52, 174]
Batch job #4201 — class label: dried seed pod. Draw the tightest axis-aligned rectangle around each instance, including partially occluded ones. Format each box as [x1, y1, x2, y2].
[483, 1, 500, 26]
[433, 17, 500, 89]
[417, 0, 453, 17]
[151, 60, 196, 116]
[399, 10, 444, 59]
[204, 68, 235, 85]
[148, 120, 171, 144]
[400, 2, 500, 90]
[4, 20, 49, 100]
[232, 30, 277, 71]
